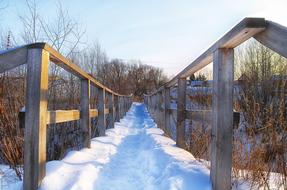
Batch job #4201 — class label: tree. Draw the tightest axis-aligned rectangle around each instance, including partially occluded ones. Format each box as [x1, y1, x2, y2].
[195, 73, 207, 81]
[19, 0, 42, 43]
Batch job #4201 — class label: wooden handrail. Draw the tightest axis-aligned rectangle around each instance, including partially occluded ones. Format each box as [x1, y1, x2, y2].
[0, 42, 132, 97]
[145, 18, 266, 96]
[0, 42, 133, 190]
[144, 18, 287, 190]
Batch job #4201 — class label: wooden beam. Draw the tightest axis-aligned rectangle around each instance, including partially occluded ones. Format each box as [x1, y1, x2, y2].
[48, 109, 98, 124]
[80, 79, 91, 148]
[159, 91, 164, 128]
[27, 43, 126, 96]
[254, 20, 287, 59]
[0, 47, 28, 73]
[162, 18, 266, 87]
[23, 48, 49, 190]
[164, 87, 171, 133]
[119, 97, 123, 118]
[90, 109, 98, 118]
[114, 95, 119, 122]
[47, 110, 80, 124]
[108, 93, 115, 128]
[211, 48, 234, 190]
[176, 78, 187, 149]
[97, 88, 106, 136]
[185, 110, 240, 126]
[20, 109, 98, 127]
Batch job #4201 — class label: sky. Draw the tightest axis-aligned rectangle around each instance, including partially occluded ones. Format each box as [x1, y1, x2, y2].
[1, 0, 287, 77]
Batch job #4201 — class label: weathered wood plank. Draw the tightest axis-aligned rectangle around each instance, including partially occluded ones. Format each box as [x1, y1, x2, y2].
[20, 109, 98, 127]
[108, 93, 114, 128]
[23, 48, 49, 190]
[176, 78, 187, 149]
[164, 87, 171, 132]
[185, 110, 240, 126]
[97, 88, 106, 136]
[80, 79, 91, 148]
[0, 47, 28, 73]
[28, 43, 124, 96]
[211, 48, 234, 190]
[159, 90, 164, 128]
[114, 95, 119, 122]
[164, 18, 266, 87]
[90, 109, 98, 118]
[47, 110, 80, 124]
[254, 20, 287, 59]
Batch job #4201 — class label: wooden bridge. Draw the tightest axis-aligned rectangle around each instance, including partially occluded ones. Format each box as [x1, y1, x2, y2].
[0, 17, 286, 190]
[0, 43, 132, 189]
[144, 17, 287, 190]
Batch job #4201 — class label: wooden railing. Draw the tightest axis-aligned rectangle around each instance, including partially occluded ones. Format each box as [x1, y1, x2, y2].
[0, 43, 132, 190]
[144, 17, 287, 190]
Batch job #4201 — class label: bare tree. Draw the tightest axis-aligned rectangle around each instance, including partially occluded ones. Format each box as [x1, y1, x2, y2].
[19, 0, 42, 43]
[40, 1, 85, 57]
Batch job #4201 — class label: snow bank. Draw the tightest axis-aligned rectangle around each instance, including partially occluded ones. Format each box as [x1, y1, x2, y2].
[0, 165, 22, 190]
[1, 103, 212, 190]
[40, 103, 211, 190]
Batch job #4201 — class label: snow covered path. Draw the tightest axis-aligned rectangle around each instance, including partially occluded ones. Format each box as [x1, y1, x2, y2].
[40, 103, 211, 190]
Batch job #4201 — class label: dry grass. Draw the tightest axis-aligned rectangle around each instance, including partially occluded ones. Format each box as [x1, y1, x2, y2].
[232, 77, 287, 189]
[0, 74, 25, 179]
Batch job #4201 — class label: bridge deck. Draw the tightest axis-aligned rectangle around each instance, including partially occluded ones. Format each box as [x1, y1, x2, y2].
[39, 103, 211, 190]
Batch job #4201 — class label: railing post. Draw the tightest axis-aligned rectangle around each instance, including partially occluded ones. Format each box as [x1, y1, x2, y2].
[124, 97, 126, 113]
[97, 87, 106, 136]
[164, 87, 170, 133]
[80, 79, 91, 148]
[211, 48, 234, 190]
[151, 95, 152, 111]
[151, 95, 154, 117]
[160, 91, 165, 128]
[153, 94, 156, 117]
[118, 96, 121, 118]
[155, 93, 158, 123]
[24, 48, 49, 190]
[108, 93, 114, 128]
[176, 78, 186, 149]
[158, 91, 163, 128]
[152, 95, 155, 119]
[114, 95, 119, 122]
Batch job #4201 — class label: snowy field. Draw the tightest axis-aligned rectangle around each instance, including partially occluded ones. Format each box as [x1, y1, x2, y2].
[1, 103, 211, 190]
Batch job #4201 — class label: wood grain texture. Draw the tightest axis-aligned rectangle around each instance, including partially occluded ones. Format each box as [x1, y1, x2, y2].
[254, 20, 287, 59]
[211, 48, 234, 190]
[80, 79, 91, 148]
[97, 88, 106, 136]
[108, 93, 115, 128]
[20, 109, 98, 127]
[114, 95, 120, 122]
[176, 78, 187, 149]
[146, 18, 266, 94]
[0, 47, 28, 73]
[164, 88, 171, 132]
[23, 48, 49, 190]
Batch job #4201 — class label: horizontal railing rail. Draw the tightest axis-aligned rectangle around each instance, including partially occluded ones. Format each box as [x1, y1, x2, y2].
[0, 43, 133, 190]
[144, 17, 287, 190]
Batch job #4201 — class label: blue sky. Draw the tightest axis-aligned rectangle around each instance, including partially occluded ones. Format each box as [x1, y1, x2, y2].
[1, 0, 287, 76]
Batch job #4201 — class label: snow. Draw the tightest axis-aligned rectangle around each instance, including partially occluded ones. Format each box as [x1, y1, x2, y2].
[0, 103, 284, 189]
[39, 102, 211, 190]
[0, 165, 22, 190]
[1, 103, 211, 190]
